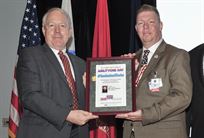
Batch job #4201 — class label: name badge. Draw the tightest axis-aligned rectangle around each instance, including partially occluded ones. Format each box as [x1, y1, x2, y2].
[148, 78, 163, 92]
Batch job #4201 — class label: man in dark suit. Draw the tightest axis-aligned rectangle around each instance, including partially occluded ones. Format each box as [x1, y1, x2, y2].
[186, 43, 204, 138]
[116, 4, 192, 138]
[16, 8, 98, 138]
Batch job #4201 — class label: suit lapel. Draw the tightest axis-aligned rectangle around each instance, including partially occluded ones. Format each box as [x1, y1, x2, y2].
[43, 44, 68, 85]
[68, 53, 86, 108]
[68, 53, 81, 96]
[135, 49, 143, 73]
[138, 41, 166, 85]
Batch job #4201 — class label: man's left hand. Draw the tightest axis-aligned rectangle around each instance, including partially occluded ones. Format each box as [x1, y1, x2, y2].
[115, 110, 142, 121]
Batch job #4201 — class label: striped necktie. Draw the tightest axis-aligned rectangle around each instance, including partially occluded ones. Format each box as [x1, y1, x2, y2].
[58, 51, 78, 110]
[135, 50, 150, 87]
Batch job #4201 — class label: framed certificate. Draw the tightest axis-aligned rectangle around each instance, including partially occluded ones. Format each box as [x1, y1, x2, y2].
[86, 56, 136, 115]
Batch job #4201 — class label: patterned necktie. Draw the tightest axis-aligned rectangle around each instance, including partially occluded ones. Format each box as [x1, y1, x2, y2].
[141, 50, 150, 65]
[58, 51, 78, 110]
[135, 50, 150, 87]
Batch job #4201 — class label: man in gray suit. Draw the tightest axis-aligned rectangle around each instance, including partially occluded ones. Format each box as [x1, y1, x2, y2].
[116, 4, 192, 138]
[16, 8, 98, 138]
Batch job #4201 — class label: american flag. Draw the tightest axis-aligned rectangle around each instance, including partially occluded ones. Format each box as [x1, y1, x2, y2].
[8, 0, 41, 137]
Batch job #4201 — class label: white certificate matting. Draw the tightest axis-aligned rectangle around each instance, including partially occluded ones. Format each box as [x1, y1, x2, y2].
[95, 64, 126, 107]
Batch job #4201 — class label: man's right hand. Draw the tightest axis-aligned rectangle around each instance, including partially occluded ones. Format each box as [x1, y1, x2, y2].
[66, 110, 98, 126]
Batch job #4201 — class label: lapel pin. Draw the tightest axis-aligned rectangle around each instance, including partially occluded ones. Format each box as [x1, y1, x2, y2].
[154, 55, 158, 58]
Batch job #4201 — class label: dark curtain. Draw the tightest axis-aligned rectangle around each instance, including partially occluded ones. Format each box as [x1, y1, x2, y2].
[129, 0, 142, 53]
[36, 0, 156, 60]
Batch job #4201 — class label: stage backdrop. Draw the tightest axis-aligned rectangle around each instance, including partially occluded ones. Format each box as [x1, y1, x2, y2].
[36, 0, 156, 59]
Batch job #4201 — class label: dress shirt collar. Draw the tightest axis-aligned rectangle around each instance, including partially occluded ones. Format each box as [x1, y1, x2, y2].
[142, 38, 163, 64]
[50, 47, 67, 55]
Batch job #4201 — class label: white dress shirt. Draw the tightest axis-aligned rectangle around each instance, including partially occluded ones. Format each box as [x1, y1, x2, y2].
[50, 47, 76, 80]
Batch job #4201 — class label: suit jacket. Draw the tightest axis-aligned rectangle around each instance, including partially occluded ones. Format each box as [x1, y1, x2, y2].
[186, 43, 204, 138]
[123, 40, 192, 138]
[16, 44, 88, 138]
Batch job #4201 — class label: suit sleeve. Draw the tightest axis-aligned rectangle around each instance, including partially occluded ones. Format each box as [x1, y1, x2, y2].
[142, 50, 192, 125]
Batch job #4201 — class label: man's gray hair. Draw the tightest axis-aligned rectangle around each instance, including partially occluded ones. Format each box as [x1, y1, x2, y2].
[42, 8, 72, 29]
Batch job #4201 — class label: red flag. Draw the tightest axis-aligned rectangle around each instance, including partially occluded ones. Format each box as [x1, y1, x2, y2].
[8, 0, 41, 137]
[90, 116, 116, 138]
[92, 0, 111, 58]
[90, 0, 116, 137]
